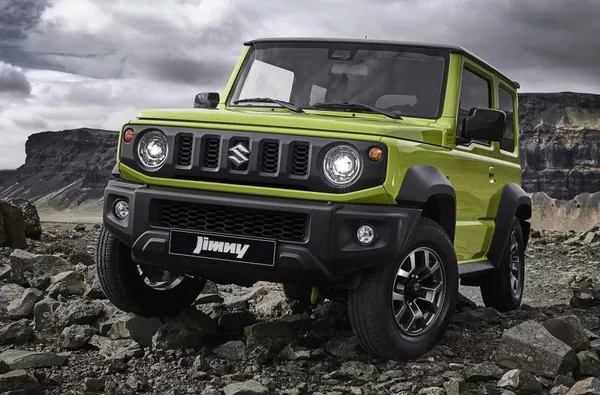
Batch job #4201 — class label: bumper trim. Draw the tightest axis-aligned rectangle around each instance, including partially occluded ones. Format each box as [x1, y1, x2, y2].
[103, 179, 421, 286]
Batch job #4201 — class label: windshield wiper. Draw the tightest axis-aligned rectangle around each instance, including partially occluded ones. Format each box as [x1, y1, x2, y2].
[234, 97, 304, 113]
[311, 102, 402, 119]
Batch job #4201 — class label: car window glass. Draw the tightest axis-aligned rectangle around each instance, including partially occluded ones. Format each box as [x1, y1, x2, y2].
[375, 94, 417, 108]
[238, 60, 294, 101]
[458, 68, 491, 143]
[499, 86, 515, 152]
[309, 85, 327, 106]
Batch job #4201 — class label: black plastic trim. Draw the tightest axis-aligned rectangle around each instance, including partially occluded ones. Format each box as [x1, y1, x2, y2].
[487, 183, 532, 269]
[458, 260, 495, 278]
[102, 179, 420, 286]
[119, 125, 387, 194]
[396, 165, 455, 204]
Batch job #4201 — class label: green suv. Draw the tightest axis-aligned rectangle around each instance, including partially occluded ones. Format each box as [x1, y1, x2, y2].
[96, 38, 531, 360]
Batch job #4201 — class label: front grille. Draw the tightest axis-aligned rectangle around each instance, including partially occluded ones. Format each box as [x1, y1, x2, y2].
[260, 142, 280, 174]
[291, 143, 310, 176]
[176, 134, 193, 166]
[153, 201, 308, 242]
[203, 137, 220, 168]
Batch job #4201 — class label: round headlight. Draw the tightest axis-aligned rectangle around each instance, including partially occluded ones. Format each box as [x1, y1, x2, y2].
[323, 145, 362, 186]
[137, 130, 168, 171]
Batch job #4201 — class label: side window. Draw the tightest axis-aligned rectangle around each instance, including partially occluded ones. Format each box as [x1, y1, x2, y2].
[498, 87, 515, 152]
[457, 68, 492, 141]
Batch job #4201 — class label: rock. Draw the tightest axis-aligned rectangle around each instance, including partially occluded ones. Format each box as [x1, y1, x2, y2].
[47, 271, 86, 298]
[218, 310, 256, 333]
[33, 297, 60, 330]
[571, 279, 600, 309]
[196, 293, 224, 305]
[123, 314, 163, 347]
[0, 319, 34, 345]
[2, 199, 42, 240]
[83, 279, 105, 299]
[582, 232, 600, 245]
[245, 321, 295, 350]
[255, 291, 291, 318]
[0, 349, 67, 369]
[125, 373, 148, 391]
[89, 335, 142, 360]
[6, 288, 43, 318]
[543, 315, 590, 352]
[0, 369, 40, 393]
[152, 321, 204, 350]
[337, 361, 379, 382]
[9, 250, 73, 289]
[175, 308, 219, 339]
[497, 369, 543, 394]
[0, 283, 25, 310]
[55, 299, 104, 327]
[465, 361, 505, 382]
[444, 377, 466, 395]
[555, 373, 576, 388]
[567, 377, 600, 394]
[496, 320, 578, 378]
[0, 263, 10, 280]
[59, 325, 96, 349]
[214, 340, 246, 361]
[326, 337, 360, 360]
[0, 202, 28, 249]
[223, 380, 269, 395]
[417, 388, 445, 395]
[74, 224, 86, 232]
[84, 377, 106, 391]
[577, 350, 600, 377]
[550, 385, 570, 395]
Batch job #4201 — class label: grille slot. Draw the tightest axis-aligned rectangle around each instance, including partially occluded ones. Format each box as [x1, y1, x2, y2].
[176, 134, 193, 166]
[202, 137, 221, 169]
[260, 142, 280, 174]
[154, 201, 307, 242]
[291, 143, 310, 176]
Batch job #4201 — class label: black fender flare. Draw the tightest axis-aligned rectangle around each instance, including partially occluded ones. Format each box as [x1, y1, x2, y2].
[487, 183, 532, 269]
[395, 165, 456, 241]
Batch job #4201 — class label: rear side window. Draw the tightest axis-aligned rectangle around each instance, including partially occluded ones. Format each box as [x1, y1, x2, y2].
[498, 87, 515, 152]
[457, 68, 491, 141]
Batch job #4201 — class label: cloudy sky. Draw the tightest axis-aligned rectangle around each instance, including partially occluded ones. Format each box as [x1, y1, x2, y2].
[0, 0, 599, 169]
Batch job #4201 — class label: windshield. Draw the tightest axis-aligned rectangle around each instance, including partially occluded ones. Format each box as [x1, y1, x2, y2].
[228, 42, 448, 119]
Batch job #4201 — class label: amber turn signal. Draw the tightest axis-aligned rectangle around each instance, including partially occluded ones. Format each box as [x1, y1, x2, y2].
[123, 128, 135, 143]
[368, 147, 384, 162]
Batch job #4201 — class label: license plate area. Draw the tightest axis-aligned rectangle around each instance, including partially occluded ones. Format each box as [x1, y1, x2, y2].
[168, 229, 276, 266]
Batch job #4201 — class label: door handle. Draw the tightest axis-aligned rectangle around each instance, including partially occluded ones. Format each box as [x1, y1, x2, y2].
[488, 166, 496, 183]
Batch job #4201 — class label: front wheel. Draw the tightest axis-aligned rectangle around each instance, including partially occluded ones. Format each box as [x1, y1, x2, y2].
[348, 218, 458, 360]
[95, 226, 206, 317]
[480, 217, 525, 312]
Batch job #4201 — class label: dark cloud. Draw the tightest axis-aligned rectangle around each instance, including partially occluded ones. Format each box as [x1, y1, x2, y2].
[0, 0, 48, 40]
[0, 61, 31, 95]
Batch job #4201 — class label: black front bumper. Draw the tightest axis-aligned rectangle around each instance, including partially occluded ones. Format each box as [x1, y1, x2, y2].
[103, 179, 421, 286]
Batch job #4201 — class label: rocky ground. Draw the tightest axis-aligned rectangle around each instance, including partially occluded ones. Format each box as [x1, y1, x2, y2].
[1, 223, 600, 395]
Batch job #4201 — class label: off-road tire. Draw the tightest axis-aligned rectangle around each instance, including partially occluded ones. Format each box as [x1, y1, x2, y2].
[480, 217, 524, 312]
[95, 226, 206, 317]
[282, 283, 313, 304]
[348, 218, 459, 360]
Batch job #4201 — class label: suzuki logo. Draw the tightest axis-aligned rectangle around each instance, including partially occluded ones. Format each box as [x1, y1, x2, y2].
[228, 143, 250, 167]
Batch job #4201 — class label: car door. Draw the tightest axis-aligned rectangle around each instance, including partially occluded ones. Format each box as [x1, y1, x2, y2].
[450, 63, 501, 262]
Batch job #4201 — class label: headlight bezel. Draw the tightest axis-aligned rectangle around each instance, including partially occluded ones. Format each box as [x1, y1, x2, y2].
[136, 129, 169, 172]
[322, 144, 363, 187]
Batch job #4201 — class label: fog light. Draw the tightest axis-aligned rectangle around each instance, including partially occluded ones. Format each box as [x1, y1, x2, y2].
[113, 200, 129, 220]
[356, 224, 375, 245]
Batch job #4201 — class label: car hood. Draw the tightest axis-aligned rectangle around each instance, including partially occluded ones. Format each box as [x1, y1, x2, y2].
[135, 107, 447, 145]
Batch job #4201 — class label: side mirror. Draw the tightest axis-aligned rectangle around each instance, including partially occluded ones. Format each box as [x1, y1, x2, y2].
[462, 108, 506, 142]
[194, 92, 220, 109]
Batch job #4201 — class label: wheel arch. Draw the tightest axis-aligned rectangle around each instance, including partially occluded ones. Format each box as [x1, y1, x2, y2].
[396, 165, 456, 242]
[487, 183, 532, 269]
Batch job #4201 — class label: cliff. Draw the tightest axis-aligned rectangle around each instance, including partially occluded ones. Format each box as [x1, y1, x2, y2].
[0, 128, 118, 210]
[519, 92, 600, 200]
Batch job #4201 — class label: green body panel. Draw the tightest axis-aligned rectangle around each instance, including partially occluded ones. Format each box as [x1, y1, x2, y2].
[116, 43, 523, 265]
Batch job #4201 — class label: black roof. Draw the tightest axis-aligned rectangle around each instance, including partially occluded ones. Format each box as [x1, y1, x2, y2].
[244, 37, 520, 89]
